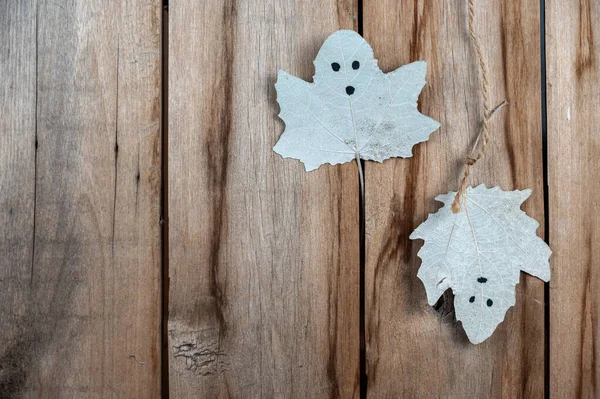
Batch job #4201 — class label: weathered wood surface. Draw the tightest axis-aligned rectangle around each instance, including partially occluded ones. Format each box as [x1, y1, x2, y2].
[4, 0, 600, 396]
[364, 0, 547, 397]
[547, 0, 600, 397]
[0, 1, 162, 397]
[0, 2, 37, 393]
[167, 0, 360, 397]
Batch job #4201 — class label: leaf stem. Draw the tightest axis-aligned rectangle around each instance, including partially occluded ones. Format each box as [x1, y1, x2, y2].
[356, 152, 364, 204]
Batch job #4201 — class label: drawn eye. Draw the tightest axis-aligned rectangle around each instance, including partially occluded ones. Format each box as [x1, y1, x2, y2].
[331, 62, 341, 72]
[469, 296, 476, 303]
[352, 60, 360, 70]
[486, 299, 493, 307]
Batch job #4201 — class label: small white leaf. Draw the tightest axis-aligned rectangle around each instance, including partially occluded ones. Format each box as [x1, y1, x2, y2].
[274, 30, 440, 171]
[410, 185, 551, 344]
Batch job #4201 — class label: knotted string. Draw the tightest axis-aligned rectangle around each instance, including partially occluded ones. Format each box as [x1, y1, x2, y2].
[451, 0, 507, 213]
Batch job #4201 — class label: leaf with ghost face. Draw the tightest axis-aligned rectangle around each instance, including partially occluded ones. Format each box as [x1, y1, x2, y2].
[409, 185, 551, 344]
[273, 30, 440, 171]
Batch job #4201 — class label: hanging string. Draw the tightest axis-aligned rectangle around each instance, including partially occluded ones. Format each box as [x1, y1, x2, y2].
[451, 0, 507, 213]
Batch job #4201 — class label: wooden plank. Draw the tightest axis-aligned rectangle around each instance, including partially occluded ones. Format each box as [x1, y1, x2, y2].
[167, 0, 359, 397]
[0, 1, 162, 397]
[364, 1, 546, 396]
[547, 0, 600, 396]
[0, 1, 38, 394]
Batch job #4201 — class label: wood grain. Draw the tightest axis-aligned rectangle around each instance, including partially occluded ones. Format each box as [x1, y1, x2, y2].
[0, 1, 162, 397]
[0, 1, 37, 393]
[167, 0, 360, 397]
[547, 0, 600, 396]
[363, 0, 546, 397]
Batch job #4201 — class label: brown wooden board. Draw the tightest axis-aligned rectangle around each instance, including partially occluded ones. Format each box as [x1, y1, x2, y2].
[0, 1, 162, 396]
[363, 1, 546, 397]
[547, 0, 600, 396]
[0, 2, 38, 393]
[167, 0, 360, 397]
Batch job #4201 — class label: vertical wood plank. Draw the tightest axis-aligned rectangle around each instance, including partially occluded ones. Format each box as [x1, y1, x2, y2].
[547, 0, 600, 396]
[364, 1, 546, 397]
[0, 1, 37, 394]
[167, 0, 359, 397]
[0, 1, 162, 397]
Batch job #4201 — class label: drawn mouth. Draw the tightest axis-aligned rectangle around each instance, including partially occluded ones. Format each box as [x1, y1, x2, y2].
[346, 86, 355, 95]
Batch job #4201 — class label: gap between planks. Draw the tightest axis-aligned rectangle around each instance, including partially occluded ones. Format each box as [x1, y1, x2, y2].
[161, 1, 170, 398]
[539, 0, 551, 397]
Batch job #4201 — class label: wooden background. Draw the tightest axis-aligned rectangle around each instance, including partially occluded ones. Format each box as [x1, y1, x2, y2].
[1, 0, 598, 397]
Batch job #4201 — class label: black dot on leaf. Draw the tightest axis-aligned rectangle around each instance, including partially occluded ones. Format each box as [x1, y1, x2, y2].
[469, 296, 475, 303]
[352, 60, 360, 70]
[331, 62, 341, 71]
[477, 277, 488, 283]
[487, 299, 493, 307]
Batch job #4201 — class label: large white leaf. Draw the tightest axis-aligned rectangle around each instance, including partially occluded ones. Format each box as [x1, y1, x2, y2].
[410, 185, 551, 344]
[274, 30, 440, 171]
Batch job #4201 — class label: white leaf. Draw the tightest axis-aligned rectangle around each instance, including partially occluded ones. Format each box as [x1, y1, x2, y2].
[274, 30, 440, 171]
[410, 185, 551, 344]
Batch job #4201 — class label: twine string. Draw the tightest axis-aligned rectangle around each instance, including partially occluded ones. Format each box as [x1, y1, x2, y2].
[451, 0, 507, 213]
